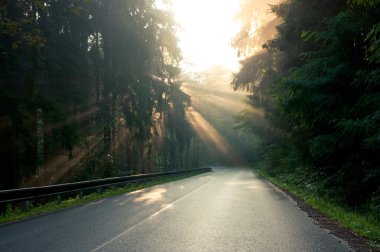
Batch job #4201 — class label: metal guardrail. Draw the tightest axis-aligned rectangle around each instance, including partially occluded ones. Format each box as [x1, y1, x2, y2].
[0, 168, 212, 209]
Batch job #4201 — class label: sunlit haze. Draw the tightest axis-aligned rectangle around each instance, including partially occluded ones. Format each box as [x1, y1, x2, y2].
[153, 0, 275, 163]
[0, 1, 375, 250]
[170, 0, 240, 71]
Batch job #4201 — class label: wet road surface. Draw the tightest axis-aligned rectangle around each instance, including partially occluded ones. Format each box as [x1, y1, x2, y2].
[0, 167, 352, 251]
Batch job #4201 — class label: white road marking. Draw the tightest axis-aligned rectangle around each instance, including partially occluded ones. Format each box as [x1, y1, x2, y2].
[91, 179, 214, 252]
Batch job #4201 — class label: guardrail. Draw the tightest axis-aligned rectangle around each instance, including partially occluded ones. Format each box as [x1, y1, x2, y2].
[0, 167, 212, 211]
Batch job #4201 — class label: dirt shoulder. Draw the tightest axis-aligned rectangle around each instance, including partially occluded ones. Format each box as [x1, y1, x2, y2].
[271, 182, 379, 252]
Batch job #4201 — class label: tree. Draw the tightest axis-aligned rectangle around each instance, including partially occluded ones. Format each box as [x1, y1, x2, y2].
[0, 0, 194, 188]
[233, 0, 380, 205]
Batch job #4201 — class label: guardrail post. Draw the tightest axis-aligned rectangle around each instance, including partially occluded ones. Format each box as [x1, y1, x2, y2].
[23, 200, 30, 211]
[79, 190, 83, 199]
[57, 194, 61, 204]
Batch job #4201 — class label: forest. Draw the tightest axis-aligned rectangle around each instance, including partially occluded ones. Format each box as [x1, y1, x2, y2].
[1, 0, 379, 213]
[0, 0, 379, 248]
[233, 0, 380, 209]
[0, 0, 201, 190]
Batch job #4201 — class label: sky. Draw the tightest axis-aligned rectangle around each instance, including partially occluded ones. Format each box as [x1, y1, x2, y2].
[169, 0, 241, 72]
[158, 0, 280, 72]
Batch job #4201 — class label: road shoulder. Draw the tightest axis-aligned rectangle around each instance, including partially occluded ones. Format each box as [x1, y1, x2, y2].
[259, 173, 379, 252]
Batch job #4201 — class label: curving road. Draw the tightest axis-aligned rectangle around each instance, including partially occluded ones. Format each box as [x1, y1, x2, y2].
[0, 167, 352, 251]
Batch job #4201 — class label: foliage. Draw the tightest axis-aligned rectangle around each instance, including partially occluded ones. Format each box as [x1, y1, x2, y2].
[255, 166, 380, 247]
[349, 0, 380, 7]
[0, 0, 193, 189]
[233, 0, 380, 206]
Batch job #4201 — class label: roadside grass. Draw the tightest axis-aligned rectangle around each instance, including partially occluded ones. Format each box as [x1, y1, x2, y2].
[254, 166, 380, 249]
[0, 172, 204, 225]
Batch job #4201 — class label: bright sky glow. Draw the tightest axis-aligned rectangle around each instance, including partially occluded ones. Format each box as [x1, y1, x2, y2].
[170, 0, 240, 72]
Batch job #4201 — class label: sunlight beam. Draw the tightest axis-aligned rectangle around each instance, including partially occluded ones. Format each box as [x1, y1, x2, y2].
[187, 108, 240, 163]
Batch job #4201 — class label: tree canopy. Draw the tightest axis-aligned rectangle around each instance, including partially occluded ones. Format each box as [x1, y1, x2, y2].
[233, 0, 380, 205]
[0, 0, 195, 188]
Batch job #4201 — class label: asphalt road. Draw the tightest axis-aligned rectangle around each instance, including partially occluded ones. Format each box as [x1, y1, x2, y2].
[0, 167, 352, 251]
